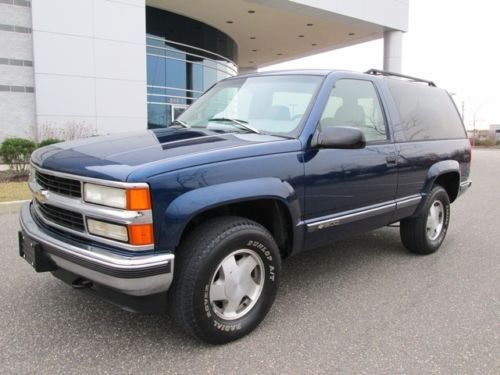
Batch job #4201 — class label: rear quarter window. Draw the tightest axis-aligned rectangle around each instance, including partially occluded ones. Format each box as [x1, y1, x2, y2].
[387, 79, 466, 141]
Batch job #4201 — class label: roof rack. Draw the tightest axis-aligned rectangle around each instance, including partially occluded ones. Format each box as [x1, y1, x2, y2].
[365, 69, 436, 87]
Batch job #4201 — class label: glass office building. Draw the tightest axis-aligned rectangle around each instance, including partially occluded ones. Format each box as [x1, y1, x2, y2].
[146, 7, 238, 129]
[3, 0, 407, 141]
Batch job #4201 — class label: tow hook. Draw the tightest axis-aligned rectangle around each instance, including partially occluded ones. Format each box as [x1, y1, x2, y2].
[72, 278, 93, 289]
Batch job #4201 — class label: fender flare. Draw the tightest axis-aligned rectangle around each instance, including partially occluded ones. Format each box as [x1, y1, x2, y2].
[160, 177, 302, 250]
[412, 160, 460, 217]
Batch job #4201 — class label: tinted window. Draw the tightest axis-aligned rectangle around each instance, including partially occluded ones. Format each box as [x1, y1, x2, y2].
[387, 79, 466, 141]
[320, 79, 388, 142]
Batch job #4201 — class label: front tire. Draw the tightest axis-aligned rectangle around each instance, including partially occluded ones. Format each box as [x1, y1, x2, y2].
[400, 185, 451, 255]
[168, 216, 281, 344]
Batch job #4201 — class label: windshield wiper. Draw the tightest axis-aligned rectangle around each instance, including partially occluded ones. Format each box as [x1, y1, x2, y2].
[170, 120, 190, 128]
[209, 117, 261, 134]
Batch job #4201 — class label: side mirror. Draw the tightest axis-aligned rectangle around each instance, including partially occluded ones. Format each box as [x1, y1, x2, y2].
[312, 126, 366, 149]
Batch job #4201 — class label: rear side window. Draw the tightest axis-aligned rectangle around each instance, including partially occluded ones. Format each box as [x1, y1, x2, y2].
[387, 79, 466, 141]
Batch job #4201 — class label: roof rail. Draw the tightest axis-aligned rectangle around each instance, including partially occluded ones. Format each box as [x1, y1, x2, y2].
[365, 69, 436, 87]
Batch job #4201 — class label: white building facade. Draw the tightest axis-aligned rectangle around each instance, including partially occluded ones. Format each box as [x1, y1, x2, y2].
[0, 0, 409, 141]
[490, 124, 500, 141]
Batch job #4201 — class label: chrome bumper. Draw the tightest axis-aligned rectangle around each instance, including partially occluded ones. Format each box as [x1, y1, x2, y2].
[459, 180, 472, 196]
[19, 202, 174, 296]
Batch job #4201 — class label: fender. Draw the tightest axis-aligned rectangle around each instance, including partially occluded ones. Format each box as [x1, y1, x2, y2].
[160, 178, 303, 251]
[411, 160, 460, 218]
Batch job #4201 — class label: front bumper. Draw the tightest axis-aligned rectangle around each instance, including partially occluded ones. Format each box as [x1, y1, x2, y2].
[19, 202, 174, 296]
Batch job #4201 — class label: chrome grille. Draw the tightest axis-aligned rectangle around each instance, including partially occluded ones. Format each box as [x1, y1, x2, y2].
[36, 202, 85, 232]
[35, 171, 82, 198]
[30, 166, 154, 251]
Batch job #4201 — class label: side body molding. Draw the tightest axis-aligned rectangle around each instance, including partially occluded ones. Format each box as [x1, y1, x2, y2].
[160, 178, 303, 250]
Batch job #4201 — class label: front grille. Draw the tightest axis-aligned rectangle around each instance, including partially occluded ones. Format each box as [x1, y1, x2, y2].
[35, 171, 81, 198]
[36, 202, 85, 232]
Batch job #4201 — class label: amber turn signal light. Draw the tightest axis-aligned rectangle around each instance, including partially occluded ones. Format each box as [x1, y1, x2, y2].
[128, 224, 154, 245]
[126, 188, 151, 210]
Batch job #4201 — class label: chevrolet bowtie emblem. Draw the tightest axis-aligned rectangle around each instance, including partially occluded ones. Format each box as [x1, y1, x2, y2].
[35, 190, 48, 204]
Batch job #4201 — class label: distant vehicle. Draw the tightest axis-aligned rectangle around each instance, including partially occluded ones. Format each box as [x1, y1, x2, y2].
[19, 69, 471, 344]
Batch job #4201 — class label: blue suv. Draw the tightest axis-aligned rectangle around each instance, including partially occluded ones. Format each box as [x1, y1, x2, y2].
[19, 69, 471, 343]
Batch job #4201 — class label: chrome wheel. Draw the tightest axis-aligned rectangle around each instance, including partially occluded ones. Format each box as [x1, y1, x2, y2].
[426, 200, 444, 241]
[209, 249, 265, 320]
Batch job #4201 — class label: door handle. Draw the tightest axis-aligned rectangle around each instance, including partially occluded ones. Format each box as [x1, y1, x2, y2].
[386, 154, 398, 166]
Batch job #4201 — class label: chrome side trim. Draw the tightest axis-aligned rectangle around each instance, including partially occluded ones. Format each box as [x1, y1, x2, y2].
[395, 195, 422, 209]
[305, 195, 423, 232]
[306, 202, 396, 232]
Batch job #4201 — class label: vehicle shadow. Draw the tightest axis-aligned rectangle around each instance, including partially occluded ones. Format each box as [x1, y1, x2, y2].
[30, 226, 410, 349]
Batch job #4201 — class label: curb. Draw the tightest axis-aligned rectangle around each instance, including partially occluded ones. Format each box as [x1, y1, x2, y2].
[0, 199, 29, 214]
[0, 199, 29, 205]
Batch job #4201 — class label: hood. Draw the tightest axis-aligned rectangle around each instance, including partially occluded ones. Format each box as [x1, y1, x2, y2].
[32, 129, 301, 181]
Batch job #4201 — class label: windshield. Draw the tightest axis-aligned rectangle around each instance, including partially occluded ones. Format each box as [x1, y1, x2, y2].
[177, 75, 322, 137]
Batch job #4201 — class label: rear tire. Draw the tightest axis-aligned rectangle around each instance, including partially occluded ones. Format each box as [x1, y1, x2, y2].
[400, 185, 450, 255]
[168, 216, 281, 344]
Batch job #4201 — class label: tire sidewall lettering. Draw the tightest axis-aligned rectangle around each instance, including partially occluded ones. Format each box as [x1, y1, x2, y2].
[246, 240, 273, 262]
[199, 236, 279, 332]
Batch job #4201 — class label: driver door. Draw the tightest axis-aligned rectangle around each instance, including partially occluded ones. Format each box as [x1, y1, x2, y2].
[304, 78, 398, 248]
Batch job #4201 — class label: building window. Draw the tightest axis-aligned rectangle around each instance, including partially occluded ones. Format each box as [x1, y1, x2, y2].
[146, 7, 238, 129]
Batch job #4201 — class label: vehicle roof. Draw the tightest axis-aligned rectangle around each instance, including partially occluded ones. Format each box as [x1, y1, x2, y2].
[235, 69, 342, 78]
[232, 69, 439, 88]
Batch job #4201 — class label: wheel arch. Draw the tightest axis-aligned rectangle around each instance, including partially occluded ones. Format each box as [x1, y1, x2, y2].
[411, 160, 460, 218]
[160, 178, 302, 257]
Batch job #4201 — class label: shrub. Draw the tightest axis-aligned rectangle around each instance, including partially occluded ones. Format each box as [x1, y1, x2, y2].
[0, 138, 37, 176]
[475, 138, 496, 147]
[38, 138, 62, 148]
[38, 122, 95, 141]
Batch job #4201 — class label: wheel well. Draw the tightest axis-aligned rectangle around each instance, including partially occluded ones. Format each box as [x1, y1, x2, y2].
[179, 199, 293, 258]
[434, 172, 460, 202]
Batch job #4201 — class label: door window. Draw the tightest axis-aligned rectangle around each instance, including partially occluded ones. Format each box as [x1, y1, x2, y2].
[320, 79, 388, 142]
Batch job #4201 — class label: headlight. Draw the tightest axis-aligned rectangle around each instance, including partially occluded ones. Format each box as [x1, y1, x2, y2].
[87, 218, 129, 242]
[84, 183, 126, 209]
[83, 183, 152, 210]
[87, 219, 153, 245]
[83, 182, 153, 246]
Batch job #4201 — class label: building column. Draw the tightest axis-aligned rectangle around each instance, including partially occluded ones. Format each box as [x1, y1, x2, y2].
[383, 30, 403, 73]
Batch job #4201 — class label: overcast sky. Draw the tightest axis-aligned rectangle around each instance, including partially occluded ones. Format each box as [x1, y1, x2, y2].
[262, 0, 498, 130]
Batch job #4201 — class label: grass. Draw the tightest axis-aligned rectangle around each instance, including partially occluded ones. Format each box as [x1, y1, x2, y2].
[0, 182, 31, 202]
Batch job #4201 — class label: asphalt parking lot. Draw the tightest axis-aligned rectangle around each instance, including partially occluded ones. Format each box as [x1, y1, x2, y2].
[0, 149, 498, 374]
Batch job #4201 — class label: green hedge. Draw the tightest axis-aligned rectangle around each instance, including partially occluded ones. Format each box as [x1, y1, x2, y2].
[0, 138, 37, 176]
[0, 137, 63, 176]
[38, 138, 62, 148]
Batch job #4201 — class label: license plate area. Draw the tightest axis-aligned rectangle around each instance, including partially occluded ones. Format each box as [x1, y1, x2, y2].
[18, 231, 57, 272]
